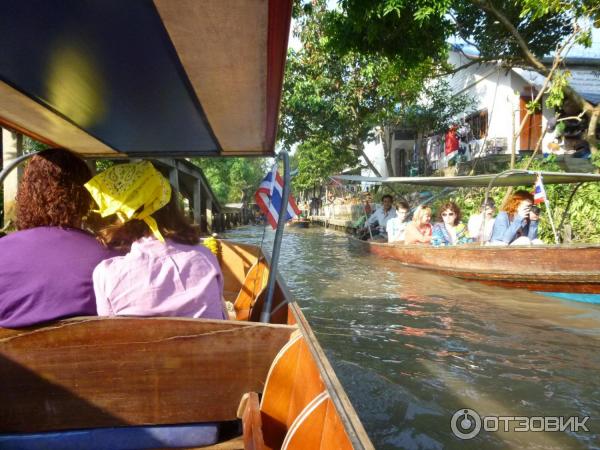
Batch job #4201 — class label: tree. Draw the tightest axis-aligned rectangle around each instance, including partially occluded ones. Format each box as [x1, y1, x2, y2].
[291, 139, 355, 191]
[325, 0, 600, 152]
[279, 0, 435, 178]
[191, 158, 267, 205]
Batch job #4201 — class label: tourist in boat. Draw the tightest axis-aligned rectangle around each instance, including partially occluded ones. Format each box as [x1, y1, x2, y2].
[386, 200, 410, 243]
[404, 205, 433, 245]
[467, 198, 496, 243]
[431, 202, 471, 246]
[86, 161, 227, 319]
[359, 194, 397, 241]
[490, 190, 542, 245]
[0, 149, 117, 328]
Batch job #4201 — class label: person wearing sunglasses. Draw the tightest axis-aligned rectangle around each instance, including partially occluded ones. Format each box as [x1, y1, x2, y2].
[431, 202, 471, 247]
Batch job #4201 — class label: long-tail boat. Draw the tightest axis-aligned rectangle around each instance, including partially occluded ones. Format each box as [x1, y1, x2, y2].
[338, 172, 600, 294]
[0, 2, 373, 449]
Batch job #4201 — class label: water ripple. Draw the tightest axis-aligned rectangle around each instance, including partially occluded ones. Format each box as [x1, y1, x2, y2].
[224, 226, 600, 450]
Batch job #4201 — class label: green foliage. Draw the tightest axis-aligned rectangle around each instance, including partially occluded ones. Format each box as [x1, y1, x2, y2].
[280, 1, 454, 186]
[23, 136, 49, 153]
[451, 0, 571, 62]
[325, 0, 574, 66]
[191, 157, 267, 205]
[326, 0, 450, 64]
[518, 156, 600, 243]
[292, 140, 355, 191]
[546, 70, 571, 110]
[95, 159, 115, 172]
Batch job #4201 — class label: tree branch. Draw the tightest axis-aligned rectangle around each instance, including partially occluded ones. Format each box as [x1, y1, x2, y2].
[469, 0, 548, 74]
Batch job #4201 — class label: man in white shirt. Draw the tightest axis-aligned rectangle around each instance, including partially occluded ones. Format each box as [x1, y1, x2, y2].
[386, 200, 410, 243]
[361, 194, 396, 240]
[468, 198, 496, 243]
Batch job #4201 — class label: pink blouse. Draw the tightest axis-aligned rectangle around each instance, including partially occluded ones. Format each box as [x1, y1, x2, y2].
[93, 237, 225, 320]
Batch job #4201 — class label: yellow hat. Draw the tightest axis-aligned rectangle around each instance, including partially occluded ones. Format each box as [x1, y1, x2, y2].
[85, 161, 171, 241]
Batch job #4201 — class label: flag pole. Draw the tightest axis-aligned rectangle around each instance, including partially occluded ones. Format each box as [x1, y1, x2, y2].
[260, 150, 291, 323]
[538, 173, 559, 244]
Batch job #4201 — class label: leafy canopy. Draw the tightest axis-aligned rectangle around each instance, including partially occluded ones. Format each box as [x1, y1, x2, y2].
[280, 0, 439, 185]
[191, 158, 267, 204]
[327, 0, 584, 64]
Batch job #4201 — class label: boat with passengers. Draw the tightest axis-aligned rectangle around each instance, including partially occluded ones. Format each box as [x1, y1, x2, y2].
[0, 2, 373, 449]
[337, 171, 600, 294]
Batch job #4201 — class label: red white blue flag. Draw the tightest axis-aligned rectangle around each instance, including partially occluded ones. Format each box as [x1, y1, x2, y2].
[533, 174, 547, 205]
[254, 165, 301, 229]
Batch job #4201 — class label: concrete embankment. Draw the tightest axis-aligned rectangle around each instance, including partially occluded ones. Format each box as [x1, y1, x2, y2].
[309, 215, 357, 233]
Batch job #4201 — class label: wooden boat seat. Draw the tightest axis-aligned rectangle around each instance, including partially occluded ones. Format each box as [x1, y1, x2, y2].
[0, 317, 296, 435]
[233, 258, 269, 321]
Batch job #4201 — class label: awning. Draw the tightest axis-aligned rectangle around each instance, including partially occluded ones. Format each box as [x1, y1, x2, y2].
[0, 0, 292, 157]
[334, 171, 600, 187]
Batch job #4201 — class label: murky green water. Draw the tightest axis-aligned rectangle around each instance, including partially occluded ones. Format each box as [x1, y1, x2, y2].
[224, 225, 600, 449]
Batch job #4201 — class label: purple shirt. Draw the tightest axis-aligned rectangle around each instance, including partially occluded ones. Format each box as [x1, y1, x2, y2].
[0, 227, 117, 328]
[93, 237, 226, 320]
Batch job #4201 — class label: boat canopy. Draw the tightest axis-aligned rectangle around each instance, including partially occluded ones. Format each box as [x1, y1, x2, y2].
[0, 0, 292, 158]
[334, 171, 600, 187]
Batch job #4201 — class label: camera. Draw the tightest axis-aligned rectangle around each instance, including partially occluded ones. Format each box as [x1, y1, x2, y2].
[530, 205, 541, 215]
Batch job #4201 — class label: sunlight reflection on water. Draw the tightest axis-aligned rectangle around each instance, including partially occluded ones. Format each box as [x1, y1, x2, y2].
[224, 225, 600, 450]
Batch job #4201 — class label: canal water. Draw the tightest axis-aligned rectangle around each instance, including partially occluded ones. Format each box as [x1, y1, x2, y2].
[223, 225, 600, 450]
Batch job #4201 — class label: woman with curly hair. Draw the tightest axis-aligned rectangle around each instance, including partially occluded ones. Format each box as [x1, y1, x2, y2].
[431, 201, 471, 247]
[86, 161, 225, 320]
[0, 148, 117, 328]
[490, 190, 542, 245]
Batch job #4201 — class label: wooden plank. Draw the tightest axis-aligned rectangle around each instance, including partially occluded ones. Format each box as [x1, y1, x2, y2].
[156, 435, 244, 450]
[241, 392, 265, 450]
[281, 392, 328, 450]
[280, 395, 353, 450]
[218, 241, 262, 302]
[0, 317, 296, 433]
[321, 398, 353, 449]
[260, 334, 326, 450]
[234, 258, 269, 321]
[260, 334, 303, 449]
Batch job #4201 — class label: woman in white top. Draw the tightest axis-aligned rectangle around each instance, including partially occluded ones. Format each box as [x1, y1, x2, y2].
[467, 198, 496, 243]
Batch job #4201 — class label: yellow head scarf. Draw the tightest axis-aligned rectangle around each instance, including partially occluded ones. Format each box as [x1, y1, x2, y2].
[85, 161, 171, 241]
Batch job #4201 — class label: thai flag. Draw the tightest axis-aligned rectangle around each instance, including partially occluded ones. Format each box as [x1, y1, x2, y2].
[254, 165, 301, 229]
[533, 174, 547, 205]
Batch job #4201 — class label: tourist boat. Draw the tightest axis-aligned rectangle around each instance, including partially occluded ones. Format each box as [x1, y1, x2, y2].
[339, 172, 600, 294]
[0, 2, 373, 449]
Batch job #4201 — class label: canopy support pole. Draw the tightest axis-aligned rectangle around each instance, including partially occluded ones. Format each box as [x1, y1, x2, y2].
[260, 150, 291, 323]
[0, 150, 42, 185]
[557, 181, 584, 240]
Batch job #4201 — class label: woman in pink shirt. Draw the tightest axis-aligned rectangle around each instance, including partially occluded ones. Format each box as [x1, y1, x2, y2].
[86, 162, 226, 320]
